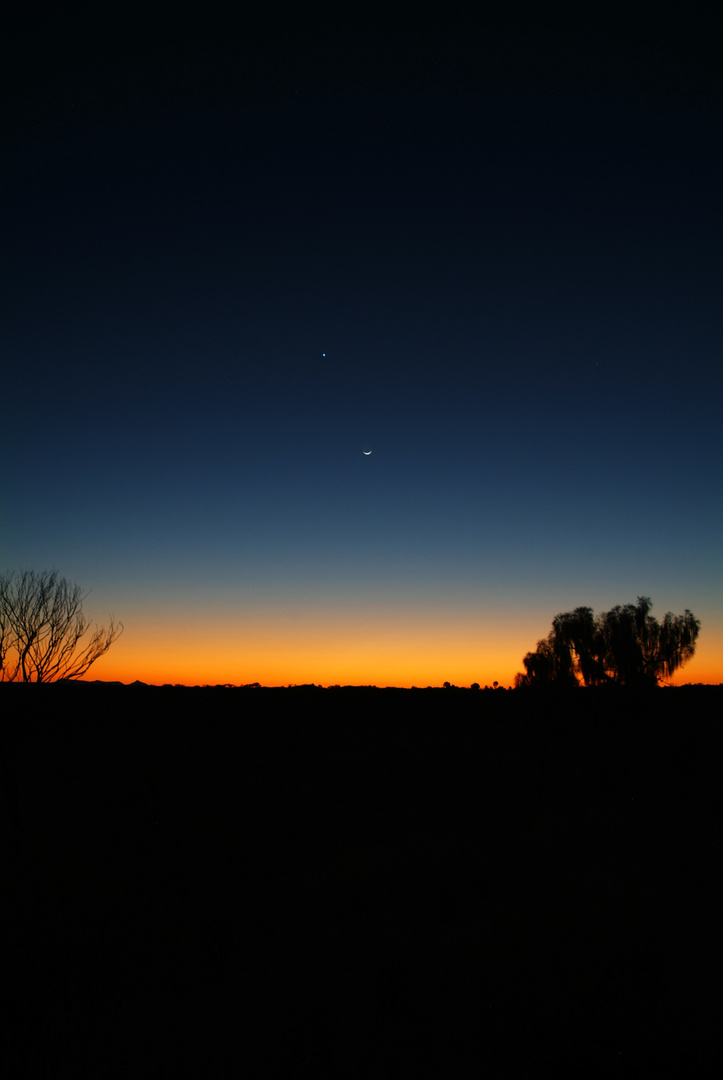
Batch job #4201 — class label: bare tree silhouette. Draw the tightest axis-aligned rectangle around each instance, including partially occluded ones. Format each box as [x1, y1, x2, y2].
[0, 569, 123, 682]
[515, 597, 700, 689]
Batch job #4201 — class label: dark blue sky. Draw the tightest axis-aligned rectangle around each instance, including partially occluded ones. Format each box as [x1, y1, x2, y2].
[3, 6, 721, 684]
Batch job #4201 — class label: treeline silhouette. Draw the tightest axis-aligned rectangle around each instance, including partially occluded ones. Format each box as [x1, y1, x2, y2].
[515, 596, 700, 689]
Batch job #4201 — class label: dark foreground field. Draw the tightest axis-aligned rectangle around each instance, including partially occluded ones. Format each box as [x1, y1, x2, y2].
[10, 684, 723, 1076]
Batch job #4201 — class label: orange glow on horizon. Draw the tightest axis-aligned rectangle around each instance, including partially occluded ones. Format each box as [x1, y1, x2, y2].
[86, 609, 723, 688]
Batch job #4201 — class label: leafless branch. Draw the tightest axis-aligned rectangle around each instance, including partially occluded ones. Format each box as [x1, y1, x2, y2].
[0, 569, 123, 682]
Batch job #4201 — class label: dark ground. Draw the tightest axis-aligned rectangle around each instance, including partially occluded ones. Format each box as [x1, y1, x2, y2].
[9, 684, 723, 1076]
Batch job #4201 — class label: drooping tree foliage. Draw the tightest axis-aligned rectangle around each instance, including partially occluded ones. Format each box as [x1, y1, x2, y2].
[515, 597, 700, 689]
[0, 569, 123, 682]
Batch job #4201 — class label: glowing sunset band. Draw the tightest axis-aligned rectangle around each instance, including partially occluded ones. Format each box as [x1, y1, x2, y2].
[91, 608, 722, 688]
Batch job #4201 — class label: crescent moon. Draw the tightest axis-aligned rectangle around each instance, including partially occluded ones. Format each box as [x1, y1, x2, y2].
[363, 449, 372, 455]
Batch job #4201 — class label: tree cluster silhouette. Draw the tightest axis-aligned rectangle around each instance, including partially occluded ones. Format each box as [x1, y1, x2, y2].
[0, 569, 122, 682]
[515, 597, 700, 689]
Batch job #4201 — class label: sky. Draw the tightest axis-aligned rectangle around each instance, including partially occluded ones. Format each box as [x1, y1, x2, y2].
[3, 5, 722, 686]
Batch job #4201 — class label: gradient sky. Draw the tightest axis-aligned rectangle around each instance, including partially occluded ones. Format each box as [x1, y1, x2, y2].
[3, 6, 722, 686]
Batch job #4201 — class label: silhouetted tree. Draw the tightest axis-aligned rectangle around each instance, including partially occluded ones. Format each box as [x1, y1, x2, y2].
[0, 569, 123, 682]
[515, 633, 577, 689]
[595, 598, 700, 688]
[515, 597, 699, 689]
